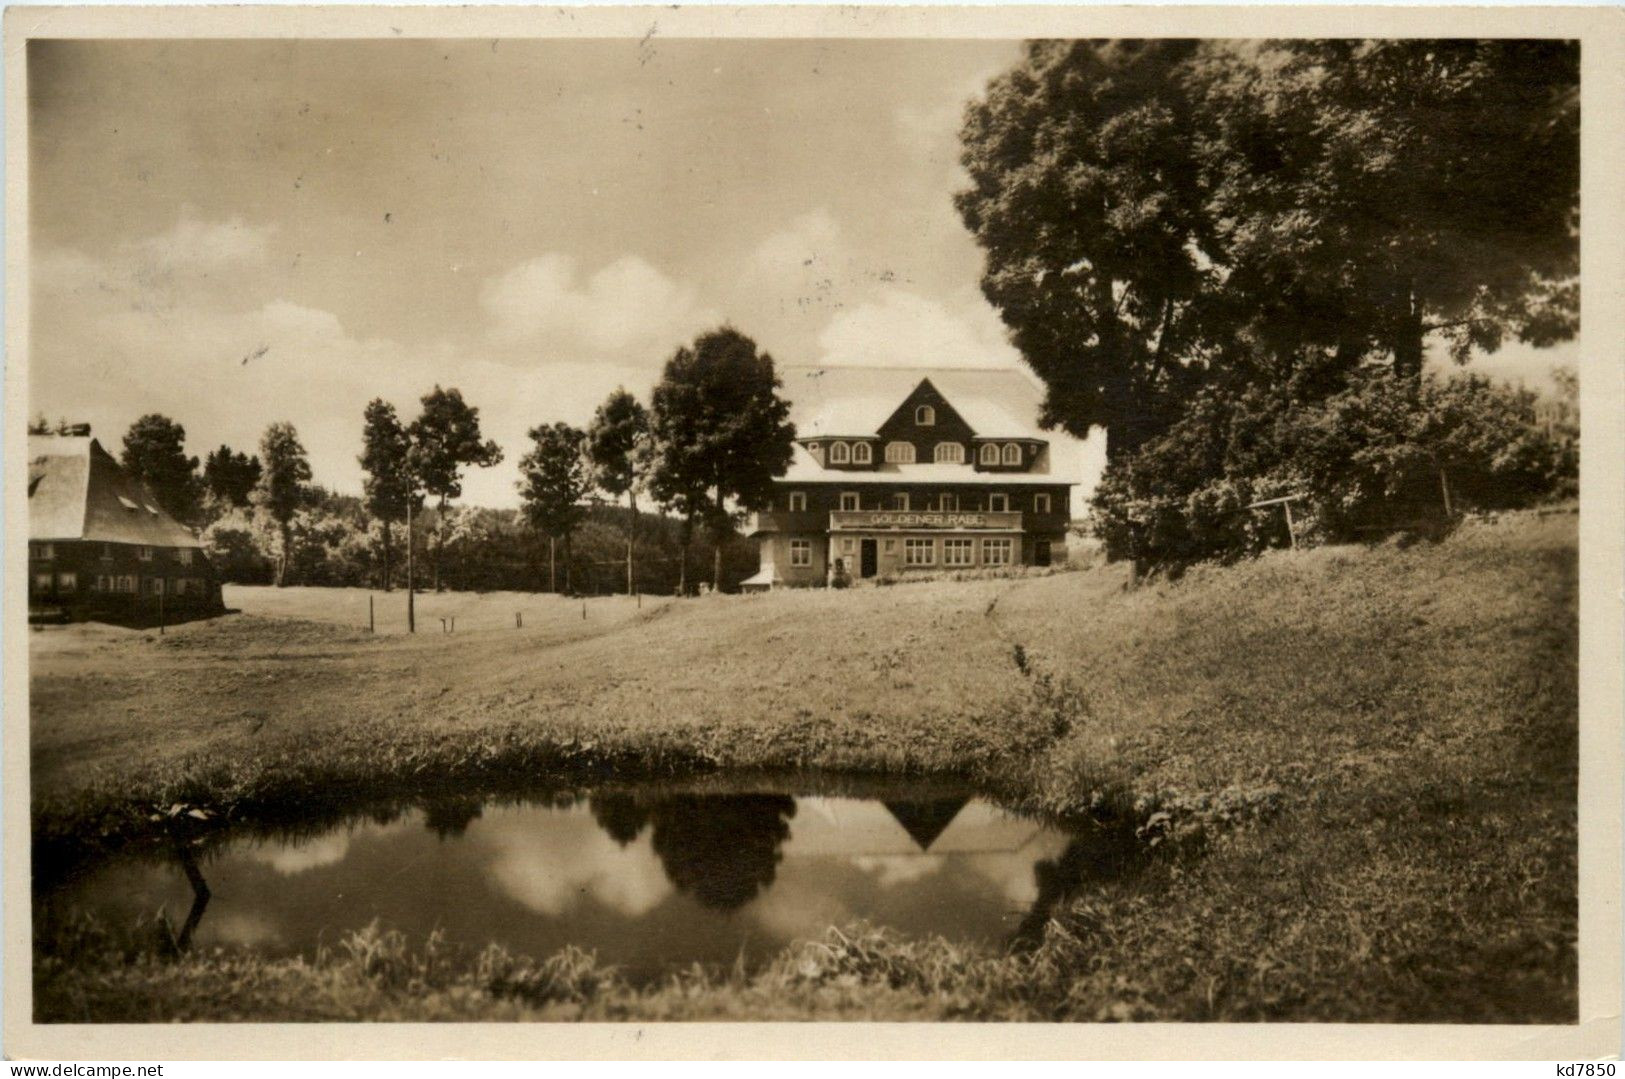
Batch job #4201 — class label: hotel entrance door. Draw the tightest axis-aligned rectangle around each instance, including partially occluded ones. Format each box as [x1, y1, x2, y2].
[860, 538, 877, 578]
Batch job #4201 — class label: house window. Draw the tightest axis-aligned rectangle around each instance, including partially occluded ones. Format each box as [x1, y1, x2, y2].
[934, 442, 964, 464]
[884, 539, 896, 552]
[943, 539, 974, 567]
[119, 575, 138, 594]
[840, 492, 860, 512]
[915, 405, 935, 426]
[904, 538, 935, 566]
[30, 542, 54, 560]
[852, 442, 873, 465]
[1034, 493, 1052, 514]
[788, 491, 807, 512]
[842, 538, 855, 553]
[789, 539, 811, 567]
[101, 544, 113, 561]
[979, 443, 1000, 466]
[939, 493, 958, 512]
[983, 538, 1014, 565]
[884, 441, 916, 464]
[989, 493, 1009, 512]
[1003, 443, 1022, 466]
[138, 546, 154, 562]
[891, 492, 910, 511]
[57, 572, 78, 592]
[33, 572, 53, 592]
[829, 441, 851, 465]
[177, 549, 193, 566]
[145, 577, 165, 596]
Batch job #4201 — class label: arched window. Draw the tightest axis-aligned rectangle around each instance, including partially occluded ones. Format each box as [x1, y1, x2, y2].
[1002, 443, 1022, 465]
[885, 441, 916, 464]
[829, 441, 851, 464]
[979, 443, 1000, 466]
[934, 441, 965, 464]
[852, 441, 873, 465]
[915, 405, 936, 426]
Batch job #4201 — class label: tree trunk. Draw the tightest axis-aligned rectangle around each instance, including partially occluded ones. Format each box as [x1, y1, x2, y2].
[564, 534, 574, 595]
[549, 535, 557, 593]
[276, 519, 291, 587]
[626, 492, 638, 596]
[380, 521, 394, 592]
[678, 515, 691, 596]
[432, 498, 447, 591]
[1393, 290, 1425, 381]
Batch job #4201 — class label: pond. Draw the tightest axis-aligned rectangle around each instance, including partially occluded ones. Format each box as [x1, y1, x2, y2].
[36, 782, 1138, 982]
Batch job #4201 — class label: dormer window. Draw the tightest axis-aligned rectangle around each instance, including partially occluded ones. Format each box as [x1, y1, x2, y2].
[851, 442, 873, 465]
[979, 443, 999, 466]
[788, 491, 807, 512]
[915, 405, 935, 426]
[1002, 443, 1022, 466]
[933, 441, 965, 464]
[885, 441, 916, 464]
[829, 441, 851, 465]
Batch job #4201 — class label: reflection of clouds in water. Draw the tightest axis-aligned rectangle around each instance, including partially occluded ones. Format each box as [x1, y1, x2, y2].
[746, 872, 852, 942]
[964, 834, 1073, 908]
[483, 805, 672, 918]
[203, 909, 280, 948]
[851, 854, 946, 888]
[237, 815, 424, 876]
[243, 833, 352, 876]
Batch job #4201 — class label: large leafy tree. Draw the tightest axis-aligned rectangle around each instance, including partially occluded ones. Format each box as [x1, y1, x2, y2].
[956, 40, 1216, 461]
[648, 327, 795, 592]
[202, 445, 262, 509]
[250, 422, 313, 587]
[406, 386, 503, 590]
[121, 414, 203, 523]
[585, 388, 652, 594]
[359, 399, 419, 591]
[517, 422, 590, 593]
[1200, 39, 1579, 381]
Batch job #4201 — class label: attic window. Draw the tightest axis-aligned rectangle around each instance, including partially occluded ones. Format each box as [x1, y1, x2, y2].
[829, 441, 851, 465]
[851, 442, 873, 465]
[117, 495, 139, 511]
[933, 441, 965, 464]
[915, 405, 935, 426]
[979, 443, 1000, 466]
[1002, 443, 1022, 466]
[884, 441, 915, 464]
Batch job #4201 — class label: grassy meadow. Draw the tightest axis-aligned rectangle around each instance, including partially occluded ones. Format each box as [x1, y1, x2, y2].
[31, 509, 1578, 1022]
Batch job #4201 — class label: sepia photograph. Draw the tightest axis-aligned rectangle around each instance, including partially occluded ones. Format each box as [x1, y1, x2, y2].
[6, 4, 1621, 1061]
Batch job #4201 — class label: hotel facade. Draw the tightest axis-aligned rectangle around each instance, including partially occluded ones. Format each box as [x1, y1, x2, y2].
[744, 367, 1076, 589]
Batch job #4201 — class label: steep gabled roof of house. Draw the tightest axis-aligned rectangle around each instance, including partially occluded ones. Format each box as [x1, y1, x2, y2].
[29, 435, 203, 548]
[779, 365, 1051, 442]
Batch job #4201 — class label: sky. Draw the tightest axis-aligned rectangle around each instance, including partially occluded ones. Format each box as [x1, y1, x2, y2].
[27, 37, 1574, 510]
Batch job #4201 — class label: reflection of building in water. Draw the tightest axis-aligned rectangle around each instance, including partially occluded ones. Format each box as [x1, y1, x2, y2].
[882, 798, 969, 851]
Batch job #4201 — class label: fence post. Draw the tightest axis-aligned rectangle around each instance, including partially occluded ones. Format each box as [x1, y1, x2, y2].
[516, 611, 522, 629]
[369, 594, 375, 634]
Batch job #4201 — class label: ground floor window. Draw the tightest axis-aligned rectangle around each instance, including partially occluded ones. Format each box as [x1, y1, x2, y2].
[884, 538, 896, 552]
[943, 538, 974, 566]
[145, 577, 165, 596]
[904, 538, 935, 566]
[33, 572, 53, 592]
[118, 575, 138, 593]
[789, 539, 811, 567]
[841, 537, 855, 554]
[57, 572, 77, 592]
[1034, 493, 1052, 514]
[983, 538, 1013, 565]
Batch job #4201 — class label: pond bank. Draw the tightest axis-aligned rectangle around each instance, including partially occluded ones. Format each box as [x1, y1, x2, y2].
[31, 510, 1578, 1021]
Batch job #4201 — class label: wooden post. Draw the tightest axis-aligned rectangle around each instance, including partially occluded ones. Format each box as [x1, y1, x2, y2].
[369, 594, 375, 633]
[406, 497, 416, 634]
[627, 539, 634, 597]
[515, 611, 522, 629]
[1282, 501, 1297, 550]
[1439, 466, 1455, 519]
[450, 616, 455, 634]
[158, 582, 165, 635]
[549, 536, 557, 594]
[582, 599, 587, 620]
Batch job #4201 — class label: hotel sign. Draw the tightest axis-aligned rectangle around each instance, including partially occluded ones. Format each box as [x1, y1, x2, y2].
[829, 510, 1023, 531]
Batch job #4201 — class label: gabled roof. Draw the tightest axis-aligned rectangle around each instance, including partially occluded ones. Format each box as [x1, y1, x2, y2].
[780, 366, 1052, 442]
[29, 436, 203, 548]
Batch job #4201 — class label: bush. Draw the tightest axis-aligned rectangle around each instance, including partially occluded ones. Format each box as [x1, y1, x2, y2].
[1090, 371, 1577, 570]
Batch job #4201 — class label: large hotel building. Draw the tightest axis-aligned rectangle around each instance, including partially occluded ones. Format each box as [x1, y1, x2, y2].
[744, 366, 1077, 588]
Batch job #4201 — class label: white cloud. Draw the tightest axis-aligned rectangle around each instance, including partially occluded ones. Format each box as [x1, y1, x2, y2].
[815, 286, 1019, 369]
[132, 212, 276, 272]
[480, 252, 717, 354]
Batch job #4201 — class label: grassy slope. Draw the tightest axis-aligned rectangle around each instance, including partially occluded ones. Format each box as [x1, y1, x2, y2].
[31, 511, 1577, 1022]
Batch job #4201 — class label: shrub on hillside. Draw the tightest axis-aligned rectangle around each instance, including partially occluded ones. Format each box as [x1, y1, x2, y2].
[1090, 371, 1577, 570]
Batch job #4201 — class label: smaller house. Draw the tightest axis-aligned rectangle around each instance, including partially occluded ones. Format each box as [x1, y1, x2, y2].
[28, 433, 222, 620]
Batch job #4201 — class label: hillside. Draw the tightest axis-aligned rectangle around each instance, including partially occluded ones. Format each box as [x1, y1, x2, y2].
[31, 509, 1577, 1021]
